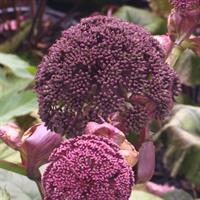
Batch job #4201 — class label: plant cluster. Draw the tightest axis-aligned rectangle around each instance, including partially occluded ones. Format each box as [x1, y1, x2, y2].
[1, 0, 200, 199]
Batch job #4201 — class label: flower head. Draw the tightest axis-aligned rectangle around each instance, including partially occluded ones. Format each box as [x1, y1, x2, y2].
[170, 0, 200, 11]
[35, 15, 180, 136]
[42, 134, 134, 200]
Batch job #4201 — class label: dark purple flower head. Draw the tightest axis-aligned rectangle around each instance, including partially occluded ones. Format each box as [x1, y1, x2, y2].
[35, 15, 180, 136]
[170, 0, 200, 10]
[42, 135, 134, 200]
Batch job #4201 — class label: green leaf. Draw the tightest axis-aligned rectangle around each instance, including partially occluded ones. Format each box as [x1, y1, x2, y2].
[0, 140, 26, 175]
[0, 187, 10, 200]
[156, 105, 200, 184]
[0, 53, 33, 79]
[0, 90, 38, 125]
[0, 168, 41, 200]
[174, 50, 200, 86]
[0, 70, 32, 99]
[27, 66, 37, 75]
[129, 190, 163, 200]
[162, 189, 193, 200]
[0, 141, 20, 163]
[148, 0, 171, 18]
[113, 5, 167, 34]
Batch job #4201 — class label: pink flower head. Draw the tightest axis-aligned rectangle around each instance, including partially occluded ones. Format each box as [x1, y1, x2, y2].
[170, 0, 200, 11]
[42, 135, 134, 200]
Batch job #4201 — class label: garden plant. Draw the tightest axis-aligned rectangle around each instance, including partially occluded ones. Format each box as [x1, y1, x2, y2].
[0, 0, 200, 199]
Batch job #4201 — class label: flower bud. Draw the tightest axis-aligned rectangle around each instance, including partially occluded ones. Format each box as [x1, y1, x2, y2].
[20, 123, 63, 179]
[0, 123, 62, 180]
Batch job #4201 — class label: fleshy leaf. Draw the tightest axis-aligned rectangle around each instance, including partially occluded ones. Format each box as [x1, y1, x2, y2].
[0, 187, 10, 200]
[156, 104, 200, 184]
[113, 5, 167, 34]
[129, 190, 163, 200]
[0, 70, 32, 99]
[0, 90, 38, 125]
[148, 0, 172, 18]
[0, 168, 41, 200]
[0, 53, 33, 79]
[162, 189, 193, 200]
[174, 50, 200, 86]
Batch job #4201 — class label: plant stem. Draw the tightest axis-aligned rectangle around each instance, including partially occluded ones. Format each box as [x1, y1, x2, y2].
[0, 160, 27, 176]
[166, 44, 184, 68]
[34, 179, 44, 199]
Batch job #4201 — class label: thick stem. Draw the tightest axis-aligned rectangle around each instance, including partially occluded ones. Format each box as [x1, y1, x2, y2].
[166, 44, 184, 68]
[34, 179, 44, 199]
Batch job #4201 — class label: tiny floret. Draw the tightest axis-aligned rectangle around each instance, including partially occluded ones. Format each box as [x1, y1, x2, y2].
[170, 0, 200, 10]
[42, 135, 134, 200]
[35, 16, 180, 136]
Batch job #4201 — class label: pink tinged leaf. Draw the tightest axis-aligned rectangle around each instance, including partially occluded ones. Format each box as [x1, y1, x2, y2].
[0, 122, 22, 150]
[85, 122, 139, 167]
[84, 121, 125, 145]
[136, 141, 155, 183]
[21, 123, 63, 179]
[146, 181, 175, 197]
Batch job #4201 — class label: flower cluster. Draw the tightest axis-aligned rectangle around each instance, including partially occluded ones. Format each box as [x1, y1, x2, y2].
[168, 0, 200, 42]
[42, 134, 134, 200]
[35, 15, 180, 136]
[170, 0, 200, 11]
